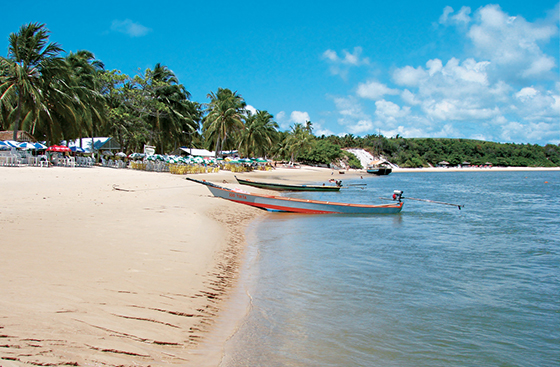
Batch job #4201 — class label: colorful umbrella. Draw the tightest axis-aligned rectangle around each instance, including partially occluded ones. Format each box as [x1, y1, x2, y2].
[17, 142, 37, 150]
[34, 142, 47, 150]
[47, 145, 71, 152]
[3, 140, 19, 148]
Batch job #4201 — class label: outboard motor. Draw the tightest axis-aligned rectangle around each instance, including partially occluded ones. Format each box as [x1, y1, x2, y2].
[392, 190, 403, 201]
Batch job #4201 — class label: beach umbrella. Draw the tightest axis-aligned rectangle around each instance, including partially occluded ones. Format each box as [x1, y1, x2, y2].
[3, 140, 19, 148]
[128, 152, 145, 160]
[193, 156, 204, 163]
[47, 145, 71, 152]
[17, 142, 37, 150]
[115, 152, 127, 158]
[0, 141, 10, 150]
[34, 142, 47, 150]
[102, 150, 113, 156]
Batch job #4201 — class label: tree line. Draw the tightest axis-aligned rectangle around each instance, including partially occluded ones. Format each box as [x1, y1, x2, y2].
[1, 23, 558, 168]
[320, 135, 560, 168]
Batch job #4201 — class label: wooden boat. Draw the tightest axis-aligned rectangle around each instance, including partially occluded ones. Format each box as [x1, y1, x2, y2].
[235, 175, 341, 192]
[366, 163, 392, 175]
[187, 178, 403, 214]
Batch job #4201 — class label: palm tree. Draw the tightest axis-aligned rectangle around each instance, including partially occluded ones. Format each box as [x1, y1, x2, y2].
[63, 50, 106, 146]
[142, 63, 198, 153]
[285, 123, 314, 163]
[238, 110, 278, 158]
[203, 88, 246, 157]
[0, 23, 63, 141]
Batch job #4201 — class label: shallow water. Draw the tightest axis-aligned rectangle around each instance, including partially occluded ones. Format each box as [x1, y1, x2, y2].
[222, 171, 559, 367]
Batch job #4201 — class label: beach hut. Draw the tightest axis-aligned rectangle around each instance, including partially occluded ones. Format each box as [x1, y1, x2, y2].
[0, 130, 36, 142]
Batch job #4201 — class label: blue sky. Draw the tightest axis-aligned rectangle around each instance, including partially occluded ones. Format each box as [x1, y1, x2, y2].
[2, 1, 559, 145]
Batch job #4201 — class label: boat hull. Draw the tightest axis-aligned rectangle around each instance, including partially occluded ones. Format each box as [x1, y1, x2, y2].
[366, 167, 392, 175]
[198, 181, 403, 214]
[235, 176, 341, 191]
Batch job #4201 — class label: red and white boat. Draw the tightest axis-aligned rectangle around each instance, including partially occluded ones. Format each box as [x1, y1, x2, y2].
[187, 178, 403, 214]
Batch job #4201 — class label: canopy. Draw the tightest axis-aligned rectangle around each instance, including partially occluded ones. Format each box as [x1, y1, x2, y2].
[70, 146, 86, 153]
[17, 142, 37, 150]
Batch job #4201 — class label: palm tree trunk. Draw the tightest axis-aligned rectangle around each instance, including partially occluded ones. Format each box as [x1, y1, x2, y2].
[12, 93, 22, 141]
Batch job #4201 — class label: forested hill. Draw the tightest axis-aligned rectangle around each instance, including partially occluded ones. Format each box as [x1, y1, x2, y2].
[319, 135, 560, 168]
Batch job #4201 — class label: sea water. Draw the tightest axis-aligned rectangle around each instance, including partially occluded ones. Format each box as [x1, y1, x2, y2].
[221, 171, 559, 367]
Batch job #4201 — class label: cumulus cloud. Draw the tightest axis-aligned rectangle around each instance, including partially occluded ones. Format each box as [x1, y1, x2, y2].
[111, 19, 151, 37]
[324, 3, 558, 144]
[375, 100, 411, 125]
[348, 120, 375, 134]
[290, 111, 311, 124]
[356, 80, 399, 100]
[275, 110, 312, 129]
[393, 66, 427, 87]
[466, 4, 557, 79]
[401, 89, 421, 106]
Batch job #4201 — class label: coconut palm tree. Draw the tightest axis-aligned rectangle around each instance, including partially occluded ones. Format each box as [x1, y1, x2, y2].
[63, 50, 106, 145]
[238, 110, 279, 158]
[203, 88, 246, 157]
[0, 23, 64, 141]
[285, 122, 314, 162]
[142, 63, 198, 153]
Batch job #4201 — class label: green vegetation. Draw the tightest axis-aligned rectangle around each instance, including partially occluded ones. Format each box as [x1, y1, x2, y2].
[321, 135, 560, 168]
[1, 23, 558, 168]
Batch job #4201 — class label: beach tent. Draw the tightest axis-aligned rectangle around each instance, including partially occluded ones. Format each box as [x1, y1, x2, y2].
[177, 147, 215, 157]
[68, 137, 120, 153]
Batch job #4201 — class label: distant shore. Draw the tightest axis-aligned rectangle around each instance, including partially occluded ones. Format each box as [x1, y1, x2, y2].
[390, 166, 560, 173]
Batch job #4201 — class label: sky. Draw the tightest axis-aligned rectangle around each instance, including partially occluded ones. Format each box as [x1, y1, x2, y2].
[1, 1, 559, 145]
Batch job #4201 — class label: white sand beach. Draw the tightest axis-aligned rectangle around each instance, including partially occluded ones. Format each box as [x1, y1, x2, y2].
[0, 165, 361, 366]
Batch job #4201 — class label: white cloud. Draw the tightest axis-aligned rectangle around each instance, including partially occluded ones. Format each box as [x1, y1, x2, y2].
[466, 4, 557, 79]
[322, 47, 370, 79]
[375, 100, 411, 125]
[348, 120, 374, 134]
[439, 6, 454, 25]
[333, 96, 369, 120]
[111, 19, 151, 37]
[401, 89, 421, 105]
[290, 111, 311, 124]
[356, 80, 399, 100]
[439, 6, 472, 26]
[245, 105, 257, 116]
[515, 87, 539, 101]
[322, 3, 559, 144]
[393, 66, 427, 87]
[426, 59, 443, 76]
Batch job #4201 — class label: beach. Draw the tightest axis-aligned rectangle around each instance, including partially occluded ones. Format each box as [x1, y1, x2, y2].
[1, 164, 557, 366]
[0, 165, 361, 366]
